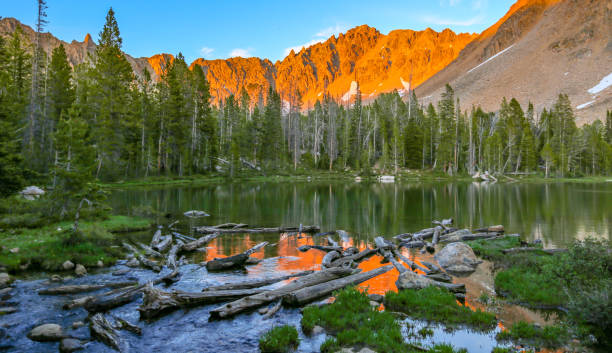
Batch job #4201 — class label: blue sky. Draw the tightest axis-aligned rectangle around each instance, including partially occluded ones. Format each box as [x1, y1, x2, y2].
[2, 0, 515, 63]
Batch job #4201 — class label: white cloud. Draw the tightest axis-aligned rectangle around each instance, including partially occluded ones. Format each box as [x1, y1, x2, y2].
[283, 24, 349, 58]
[229, 48, 253, 57]
[472, 0, 487, 10]
[422, 14, 484, 26]
[200, 47, 214, 57]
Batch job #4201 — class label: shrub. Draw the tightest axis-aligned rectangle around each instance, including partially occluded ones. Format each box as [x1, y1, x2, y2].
[496, 321, 570, 348]
[259, 325, 299, 353]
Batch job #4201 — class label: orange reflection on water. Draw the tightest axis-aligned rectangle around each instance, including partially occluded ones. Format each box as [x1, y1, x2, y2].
[357, 254, 400, 295]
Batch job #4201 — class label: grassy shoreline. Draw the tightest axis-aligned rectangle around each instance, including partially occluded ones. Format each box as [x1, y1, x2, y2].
[98, 171, 611, 189]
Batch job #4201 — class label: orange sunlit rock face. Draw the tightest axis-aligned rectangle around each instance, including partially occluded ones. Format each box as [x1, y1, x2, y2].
[145, 25, 476, 108]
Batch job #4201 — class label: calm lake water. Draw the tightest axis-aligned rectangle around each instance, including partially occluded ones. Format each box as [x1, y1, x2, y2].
[110, 181, 612, 248]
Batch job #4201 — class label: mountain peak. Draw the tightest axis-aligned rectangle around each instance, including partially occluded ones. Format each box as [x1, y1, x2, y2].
[83, 33, 93, 44]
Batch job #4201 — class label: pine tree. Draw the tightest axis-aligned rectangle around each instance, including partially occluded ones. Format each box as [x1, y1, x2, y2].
[520, 124, 537, 172]
[47, 44, 75, 127]
[404, 117, 423, 169]
[437, 84, 455, 173]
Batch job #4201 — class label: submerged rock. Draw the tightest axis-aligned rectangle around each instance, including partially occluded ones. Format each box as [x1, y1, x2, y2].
[27, 323, 63, 341]
[71, 321, 85, 329]
[74, 264, 87, 277]
[395, 270, 436, 290]
[60, 338, 83, 352]
[434, 242, 482, 273]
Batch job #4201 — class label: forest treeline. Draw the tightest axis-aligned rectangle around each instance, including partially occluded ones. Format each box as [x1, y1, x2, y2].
[1, 8, 612, 198]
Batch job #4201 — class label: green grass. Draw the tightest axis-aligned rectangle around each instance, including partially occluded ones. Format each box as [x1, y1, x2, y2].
[496, 321, 570, 348]
[259, 325, 300, 353]
[301, 287, 409, 353]
[465, 236, 523, 262]
[0, 215, 151, 271]
[491, 347, 512, 353]
[384, 286, 497, 331]
[494, 266, 565, 308]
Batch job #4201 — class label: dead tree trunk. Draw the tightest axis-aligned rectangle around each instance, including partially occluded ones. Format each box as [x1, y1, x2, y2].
[181, 234, 218, 252]
[209, 267, 355, 319]
[321, 250, 341, 268]
[150, 228, 162, 248]
[39, 282, 137, 295]
[298, 245, 343, 253]
[206, 242, 268, 271]
[284, 265, 393, 306]
[153, 235, 172, 252]
[138, 283, 265, 320]
[329, 248, 377, 268]
[90, 313, 121, 351]
[201, 270, 314, 291]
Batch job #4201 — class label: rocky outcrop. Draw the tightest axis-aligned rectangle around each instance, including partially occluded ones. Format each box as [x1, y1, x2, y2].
[75, 264, 87, 277]
[434, 243, 482, 273]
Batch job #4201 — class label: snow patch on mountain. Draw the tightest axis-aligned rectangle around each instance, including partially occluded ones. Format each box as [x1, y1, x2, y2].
[587, 72, 612, 95]
[467, 45, 514, 73]
[576, 100, 596, 110]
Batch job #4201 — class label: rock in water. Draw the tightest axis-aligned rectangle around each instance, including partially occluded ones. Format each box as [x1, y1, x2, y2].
[0, 273, 12, 288]
[62, 260, 75, 271]
[439, 229, 471, 243]
[395, 270, 437, 290]
[74, 264, 87, 277]
[184, 210, 210, 218]
[60, 338, 83, 352]
[434, 242, 482, 273]
[96, 260, 104, 268]
[27, 324, 63, 342]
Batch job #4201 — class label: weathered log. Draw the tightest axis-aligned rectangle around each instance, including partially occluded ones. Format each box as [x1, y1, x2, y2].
[425, 272, 453, 283]
[202, 270, 315, 291]
[209, 267, 355, 319]
[501, 247, 567, 254]
[391, 249, 430, 274]
[395, 270, 466, 293]
[475, 225, 504, 233]
[137, 243, 163, 258]
[215, 222, 241, 229]
[431, 226, 442, 246]
[172, 232, 196, 242]
[205, 242, 268, 271]
[113, 316, 142, 335]
[329, 248, 377, 268]
[39, 282, 137, 295]
[90, 313, 121, 351]
[150, 228, 163, 248]
[327, 236, 339, 248]
[393, 233, 413, 241]
[342, 247, 359, 257]
[153, 235, 172, 252]
[432, 219, 453, 228]
[84, 270, 179, 313]
[399, 240, 425, 249]
[166, 240, 184, 270]
[196, 225, 320, 234]
[321, 251, 341, 268]
[122, 242, 161, 272]
[297, 245, 343, 253]
[313, 231, 336, 237]
[374, 237, 407, 274]
[63, 295, 95, 310]
[284, 265, 394, 306]
[167, 220, 179, 229]
[420, 261, 442, 274]
[461, 233, 498, 241]
[262, 300, 282, 319]
[138, 283, 265, 320]
[374, 236, 394, 250]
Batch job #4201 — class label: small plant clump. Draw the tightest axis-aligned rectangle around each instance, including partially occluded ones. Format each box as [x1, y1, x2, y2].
[258, 325, 299, 353]
[496, 321, 570, 349]
[384, 286, 497, 330]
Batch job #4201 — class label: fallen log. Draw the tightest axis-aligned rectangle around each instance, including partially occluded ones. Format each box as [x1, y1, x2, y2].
[173, 232, 196, 242]
[153, 235, 172, 252]
[122, 242, 161, 272]
[150, 228, 163, 248]
[461, 233, 498, 241]
[262, 300, 282, 319]
[202, 270, 315, 291]
[321, 250, 341, 268]
[395, 270, 466, 293]
[399, 240, 425, 249]
[432, 219, 453, 229]
[113, 316, 142, 335]
[501, 247, 567, 255]
[39, 282, 137, 295]
[137, 243, 163, 258]
[63, 295, 95, 310]
[166, 240, 184, 270]
[297, 245, 343, 253]
[209, 267, 355, 319]
[196, 225, 320, 234]
[90, 313, 121, 351]
[475, 225, 504, 233]
[313, 231, 336, 237]
[284, 265, 394, 306]
[206, 242, 268, 271]
[391, 249, 430, 274]
[329, 248, 377, 268]
[425, 272, 452, 283]
[138, 283, 265, 320]
[327, 236, 339, 248]
[420, 261, 442, 274]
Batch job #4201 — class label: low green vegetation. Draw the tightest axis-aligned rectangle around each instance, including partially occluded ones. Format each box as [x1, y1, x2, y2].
[258, 325, 299, 353]
[0, 214, 151, 272]
[302, 287, 407, 353]
[384, 286, 497, 330]
[466, 236, 523, 262]
[496, 321, 570, 349]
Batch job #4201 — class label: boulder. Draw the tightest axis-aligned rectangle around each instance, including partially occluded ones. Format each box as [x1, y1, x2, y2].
[62, 260, 75, 271]
[96, 260, 104, 268]
[20, 186, 45, 200]
[71, 321, 85, 329]
[395, 270, 438, 290]
[434, 242, 482, 273]
[50, 275, 63, 282]
[311, 325, 325, 335]
[126, 258, 140, 267]
[74, 264, 87, 277]
[9, 248, 19, 254]
[27, 323, 63, 342]
[439, 229, 471, 243]
[0, 307, 17, 315]
[60, 338, 83, 352]
[368, 293, 384, 303]
[0, 272, 12, 289]
[183, 210, 209, 218]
